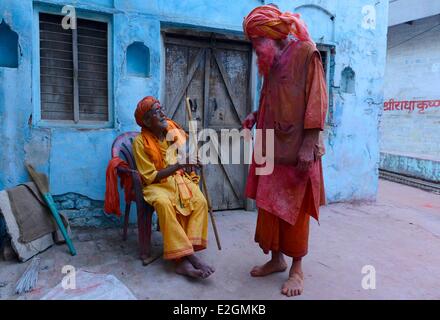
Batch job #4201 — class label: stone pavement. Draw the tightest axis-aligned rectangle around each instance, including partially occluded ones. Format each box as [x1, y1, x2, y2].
[1, 180, 440, 300]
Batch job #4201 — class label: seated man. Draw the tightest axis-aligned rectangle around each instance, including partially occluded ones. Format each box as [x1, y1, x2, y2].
[132, 96, 215, 279]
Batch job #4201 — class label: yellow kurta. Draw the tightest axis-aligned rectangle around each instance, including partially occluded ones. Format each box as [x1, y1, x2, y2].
[133, 134, 208, 260]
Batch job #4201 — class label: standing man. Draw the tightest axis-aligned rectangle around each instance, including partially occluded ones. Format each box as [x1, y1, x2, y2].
[242, 5, 328, 297]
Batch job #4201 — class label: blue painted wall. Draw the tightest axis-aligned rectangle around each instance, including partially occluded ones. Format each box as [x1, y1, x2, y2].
[0, 0, 389, 226]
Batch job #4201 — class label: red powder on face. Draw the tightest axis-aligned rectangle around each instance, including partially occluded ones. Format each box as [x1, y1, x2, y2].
[253, 38, 278, 77]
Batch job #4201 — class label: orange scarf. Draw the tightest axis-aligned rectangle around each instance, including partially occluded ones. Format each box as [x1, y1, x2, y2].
[140, 119, 187, 170]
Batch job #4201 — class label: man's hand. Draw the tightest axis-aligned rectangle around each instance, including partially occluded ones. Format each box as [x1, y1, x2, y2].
[296, 143, 315, 171]
[154, 155, 201, 183]
[242, 111, 258, 130]
[178, 154, 202, 169]
[242, 111, 258, 141]
[296, 129, 320, 172]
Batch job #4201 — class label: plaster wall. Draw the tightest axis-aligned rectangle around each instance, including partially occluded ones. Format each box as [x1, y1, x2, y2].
[0, 0, 389, 226]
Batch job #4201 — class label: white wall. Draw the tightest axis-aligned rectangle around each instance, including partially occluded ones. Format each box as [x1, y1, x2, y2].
[381, 14, 440, 161]
[389, 0, 440, 26]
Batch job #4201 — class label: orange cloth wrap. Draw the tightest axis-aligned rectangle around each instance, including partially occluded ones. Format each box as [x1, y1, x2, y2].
[255, 183, 315, 259]
[104, 157, 134, 217]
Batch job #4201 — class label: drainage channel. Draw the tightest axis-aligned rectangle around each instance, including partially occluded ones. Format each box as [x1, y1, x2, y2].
[379, 170, 440, 195]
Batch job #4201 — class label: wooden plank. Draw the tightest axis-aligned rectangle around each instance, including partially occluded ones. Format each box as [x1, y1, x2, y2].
[78, 61, 108, 73]
[79, 113, 108, 121]
[40, 58, 73, 69]
[72, 28, 80, 124]
[167, 48, 205, 119]
[77, 28, 107, 39]
[203, 49, 211, 128]
[219, 163, 241, 202]
[77, 87, 107, 97]
[77, 18, 107, 31]
[41, 101, 73, 114]
[76, 78, 107, 90]
[41, 87, 73, 96]
[41, 110, 74, 121]
[78, 52, 107, 64]
[39, 23, 70, 35]
[79, 95, 108, 105]
[186, 47, 206, 130]
[165, 36, 251, 52]
[164, 44, 187, 126]
[77, 35, 107, 48]
[40, 31, 72, 43]
[78, 44, 107, 57]
[213, 49, 244, 123]
[162, 28, 248, 43]
[79, 107, 108, 115]
[40, 39, 73, 51]
[41, 93, 73, 105]
[40, 66, 73, 78]
[77, 71, 108, 81]
[41, 49, 72, 61]
[40, 76, 73, 88]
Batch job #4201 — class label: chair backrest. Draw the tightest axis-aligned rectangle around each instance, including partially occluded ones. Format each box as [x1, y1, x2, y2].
[111, 132, 140, 170]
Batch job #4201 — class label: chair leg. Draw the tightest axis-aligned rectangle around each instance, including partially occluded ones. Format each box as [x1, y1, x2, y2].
[123, 202, 131, 241]
[137, 208, 148, 261]
[144, 208, 153, 258]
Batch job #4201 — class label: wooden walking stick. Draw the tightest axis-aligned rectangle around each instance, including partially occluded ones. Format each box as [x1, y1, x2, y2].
[185, 97, 222, 250]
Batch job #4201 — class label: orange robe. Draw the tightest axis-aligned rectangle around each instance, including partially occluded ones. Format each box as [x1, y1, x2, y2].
[246, 40, 328, 258]
[133, 135, 209, 260]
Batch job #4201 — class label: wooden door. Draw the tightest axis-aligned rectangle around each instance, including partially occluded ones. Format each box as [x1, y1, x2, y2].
[164, 33, 252, 211]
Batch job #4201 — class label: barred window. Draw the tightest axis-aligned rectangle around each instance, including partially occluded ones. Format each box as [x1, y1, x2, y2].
[39, 12, 109, 123]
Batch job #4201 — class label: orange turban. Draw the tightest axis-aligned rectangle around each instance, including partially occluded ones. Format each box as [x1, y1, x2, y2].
[135, 96, 159, 128]
[243, 5, 312, 42]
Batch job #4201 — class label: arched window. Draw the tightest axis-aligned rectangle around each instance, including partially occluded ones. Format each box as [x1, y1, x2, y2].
[341, 67, 355, 94]
[127, 42, 150, 77]
[0, 20, 19, 68]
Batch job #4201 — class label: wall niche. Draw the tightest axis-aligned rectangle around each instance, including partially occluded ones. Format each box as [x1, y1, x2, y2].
[126, 42, 150, 77]
[341, 67, 355, 94]
[0, 20, 19, 68]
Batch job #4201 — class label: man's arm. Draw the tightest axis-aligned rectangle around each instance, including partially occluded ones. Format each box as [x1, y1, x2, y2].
[153, 163, 182, 183]
[154, 157, 201, 183]
[297, 51, 328, 171]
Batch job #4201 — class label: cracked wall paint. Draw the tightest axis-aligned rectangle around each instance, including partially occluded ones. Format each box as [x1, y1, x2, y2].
[0, 0, 388, 226]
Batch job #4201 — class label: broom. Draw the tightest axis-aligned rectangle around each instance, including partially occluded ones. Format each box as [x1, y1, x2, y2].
[25, 164, 77, 256]
[15, 257, 40, 295]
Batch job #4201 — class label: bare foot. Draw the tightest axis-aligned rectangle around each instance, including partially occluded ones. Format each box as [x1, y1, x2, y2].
[250, 259, 288, 277]
[281, 272, 304, 297]
[187, 254, 215, 278]
[175, 258, 205, 279]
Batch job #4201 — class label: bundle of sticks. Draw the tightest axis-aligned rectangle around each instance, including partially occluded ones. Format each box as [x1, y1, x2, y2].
[15, 257, 40, 295]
